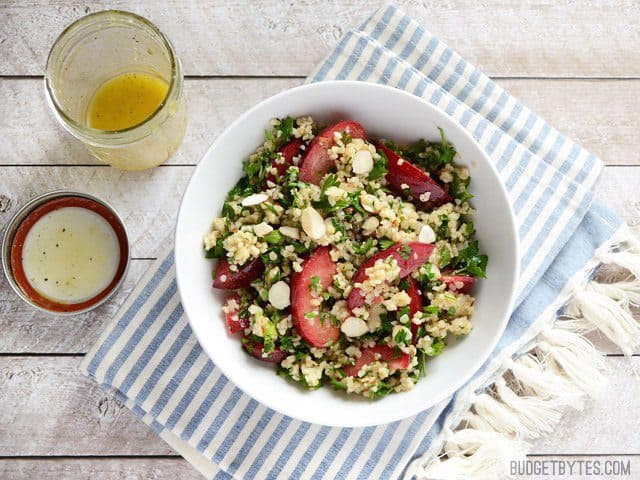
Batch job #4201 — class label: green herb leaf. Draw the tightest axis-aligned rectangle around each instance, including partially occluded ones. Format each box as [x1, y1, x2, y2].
[429, 337, 445, 357]
[309, 275, 322, 294]
[378, 237, 394, 250]
[394, 328, 409, 345]
[277, 116, 295, 146]
[369, 149, 389, 180]
[440, 247, 452, 268]
[262, 319, 278, 354]
[352, 237, 375, 256]
[454, 241, 488, 278]
[264, 229, 284, 245]
[399, 244, 412, 260]
[422, 305, 440, 315]
[330, 377, 347, 391]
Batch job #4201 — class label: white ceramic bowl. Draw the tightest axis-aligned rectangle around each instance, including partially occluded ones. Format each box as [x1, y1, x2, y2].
[175, 81, 519, 427]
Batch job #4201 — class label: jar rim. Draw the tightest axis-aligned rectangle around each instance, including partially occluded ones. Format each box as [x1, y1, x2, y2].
[44, 10, 182, 145]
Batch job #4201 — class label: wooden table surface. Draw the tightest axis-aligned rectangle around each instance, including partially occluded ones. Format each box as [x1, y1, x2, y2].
[1, 1, 639, 478]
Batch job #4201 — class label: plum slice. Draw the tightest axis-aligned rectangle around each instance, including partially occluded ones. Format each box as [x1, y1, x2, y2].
[299, 120, 366, 184]
[266, 138, 304, 184]
[213, 257, 265, 290]
[290, 246, 340, 347]
[243, 338, 287, 363]
[377, 144, 453, 208]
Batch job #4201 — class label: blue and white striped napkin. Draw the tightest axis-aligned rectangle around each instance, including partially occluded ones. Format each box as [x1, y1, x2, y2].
[82, 5, 640, 479]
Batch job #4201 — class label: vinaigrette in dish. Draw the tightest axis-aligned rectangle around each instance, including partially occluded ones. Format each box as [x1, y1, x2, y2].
[203, 116, 487, 398]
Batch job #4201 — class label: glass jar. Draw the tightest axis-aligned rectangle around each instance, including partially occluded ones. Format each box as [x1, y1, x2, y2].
[44, 10, 187, 170]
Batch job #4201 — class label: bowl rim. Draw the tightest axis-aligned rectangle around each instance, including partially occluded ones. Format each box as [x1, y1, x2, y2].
[175, 80, 520, 427]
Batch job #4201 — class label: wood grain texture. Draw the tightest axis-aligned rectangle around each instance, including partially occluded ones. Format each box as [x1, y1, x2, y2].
[0, 458, 202, 480]
[1, 1, 639, 77]
[0, 356, 636, 457]
[595, 166, 640, 231]
[0, 166, 192, 258]
[0, 357, 173, 456]
[531, 357, 640, 455]
[2, 77, 639, 166]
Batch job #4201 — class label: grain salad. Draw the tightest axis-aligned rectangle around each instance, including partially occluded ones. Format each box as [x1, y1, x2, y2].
[204, 116, 488, 399]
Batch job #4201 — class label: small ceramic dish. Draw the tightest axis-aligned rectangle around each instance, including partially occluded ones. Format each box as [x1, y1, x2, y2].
[2, 190, 130, 315]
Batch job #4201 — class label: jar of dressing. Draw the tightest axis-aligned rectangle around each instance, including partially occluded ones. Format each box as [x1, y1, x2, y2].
[44, 10, 186, 170]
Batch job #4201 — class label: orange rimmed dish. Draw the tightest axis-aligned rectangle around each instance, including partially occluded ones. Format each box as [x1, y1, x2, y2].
[2, 191, 129, 315]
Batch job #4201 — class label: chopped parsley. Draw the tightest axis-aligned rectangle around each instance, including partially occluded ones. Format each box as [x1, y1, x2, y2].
[352, 237, 375, 256]
[378, 237, 394, 250]
[369, 148, 389, 180]
[399, 244, 413, 260]
[264, 229, 284, 245]
[309, 275, 322, 294]
[453, 241, 488, 278]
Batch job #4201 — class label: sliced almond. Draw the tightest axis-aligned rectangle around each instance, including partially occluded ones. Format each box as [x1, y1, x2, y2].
[253, 222, 273, 237]
[418, 224, 436, 244]
[352, 150, 374, 175]
[268, 281, 291, 310]
[341, 317, 369, 337]
[361, 217, 380, 235]
[360, 193, 378, 213]
[241, 193, 269, 207]
[324, 217, 336, 235]
[279, 226, 300, 240]
[300, 206, 326, 240]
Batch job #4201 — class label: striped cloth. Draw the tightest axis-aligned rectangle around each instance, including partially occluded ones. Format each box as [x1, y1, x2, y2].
[81, 4, 621, 479]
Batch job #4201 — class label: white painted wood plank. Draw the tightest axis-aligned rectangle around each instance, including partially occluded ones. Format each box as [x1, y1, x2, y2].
[0, 78, 301, 166]
[0, 356, 636, 456]
[0, 357, 174, 456]
[0, 458, 202, 480]
[1, 78, 638, 166]
[595, 166, 640, 232]
[1, 1, 638, 77]
[0, 165, 192, 258]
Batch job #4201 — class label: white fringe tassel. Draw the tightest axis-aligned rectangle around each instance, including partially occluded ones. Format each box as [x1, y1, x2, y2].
[409, 226, 640, 480]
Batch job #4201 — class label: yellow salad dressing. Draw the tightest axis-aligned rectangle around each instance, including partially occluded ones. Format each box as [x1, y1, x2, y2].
[21, 207, 120, 304]
[88, 72, 169, 131]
